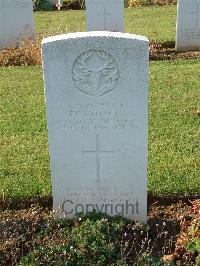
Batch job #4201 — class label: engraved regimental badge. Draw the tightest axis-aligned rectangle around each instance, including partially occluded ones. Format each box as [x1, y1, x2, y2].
[72, 50, 120, 97]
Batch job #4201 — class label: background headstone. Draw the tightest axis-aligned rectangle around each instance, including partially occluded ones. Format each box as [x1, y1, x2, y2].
[85, 0, 124, 32]
[0, 0, 34, 49]
[42, 32, 148, 223]
[176, 0, 200, 51]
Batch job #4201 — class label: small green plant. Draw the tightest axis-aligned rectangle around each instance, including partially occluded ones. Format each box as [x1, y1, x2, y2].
[21, 214, 125, 265]
[19, 212, 181, 265]
[169, 200, 200, 264]
[183, 200, 200, 266]
[185, 221, 200, 253]
[139, 254, 165, 265]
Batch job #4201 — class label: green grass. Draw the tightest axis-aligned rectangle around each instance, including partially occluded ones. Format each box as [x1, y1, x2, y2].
[34, 10, 86, 38]
[34, 6, 177, 42]
[149, 60, 200, 194]
[1, 60, 199, 199]
[126, 6, 176, 42]
[0, 67, 51, 198]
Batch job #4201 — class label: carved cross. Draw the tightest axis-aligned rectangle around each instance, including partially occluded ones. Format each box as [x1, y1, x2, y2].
[82, 134, 114, 182]
[190, 2, 200, 27]
[98, 7, 111, 30]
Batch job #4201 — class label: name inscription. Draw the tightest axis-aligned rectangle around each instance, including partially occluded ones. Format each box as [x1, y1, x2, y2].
[180, 29, 200, 40]
[65, 102, 137, 130]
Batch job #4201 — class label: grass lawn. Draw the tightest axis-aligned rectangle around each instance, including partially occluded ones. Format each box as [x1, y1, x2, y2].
[1, 59, 199, 200]
[34, 6, 177, 42]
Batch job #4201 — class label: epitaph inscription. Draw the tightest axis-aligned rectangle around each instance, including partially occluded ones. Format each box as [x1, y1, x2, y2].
[61, 185, 140, 216]
[72, 50, 120, 97]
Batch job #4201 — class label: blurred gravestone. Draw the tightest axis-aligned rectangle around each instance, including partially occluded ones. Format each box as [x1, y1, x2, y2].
[176, 0, 200, 50]
[85, 0, 124, 32]
[0, 0, 34, 49]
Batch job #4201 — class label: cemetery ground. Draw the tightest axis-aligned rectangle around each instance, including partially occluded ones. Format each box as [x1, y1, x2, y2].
[0, 5, 199, 266]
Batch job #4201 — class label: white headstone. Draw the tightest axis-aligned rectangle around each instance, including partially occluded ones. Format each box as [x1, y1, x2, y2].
[85, 0, 124, 32]
[42, 32, 149, 223]
[0, 0, 34, 49]
[176, 0, 200, 51]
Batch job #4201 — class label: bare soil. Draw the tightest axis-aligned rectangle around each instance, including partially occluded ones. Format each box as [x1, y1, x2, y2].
[150, 42, 200, 61]
[0, 195, 199, 265]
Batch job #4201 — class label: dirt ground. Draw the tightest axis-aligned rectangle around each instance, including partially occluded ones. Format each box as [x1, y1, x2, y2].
[150, 42, 200, 61]
[0, 195, 199, 265]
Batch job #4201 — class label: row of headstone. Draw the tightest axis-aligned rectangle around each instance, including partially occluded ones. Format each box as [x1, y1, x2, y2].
[48, 0, 200, 52]
[42, 0, 148, 223]
[176, 0, 200, 51]
[86, 0, 200, 52]
[46, 0, 200, 52]
[1, 0, 200, 52]
[0, 0, 34, 49]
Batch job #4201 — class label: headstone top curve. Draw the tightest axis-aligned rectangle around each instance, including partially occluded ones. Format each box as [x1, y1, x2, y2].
[42, 32, 149, 46]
